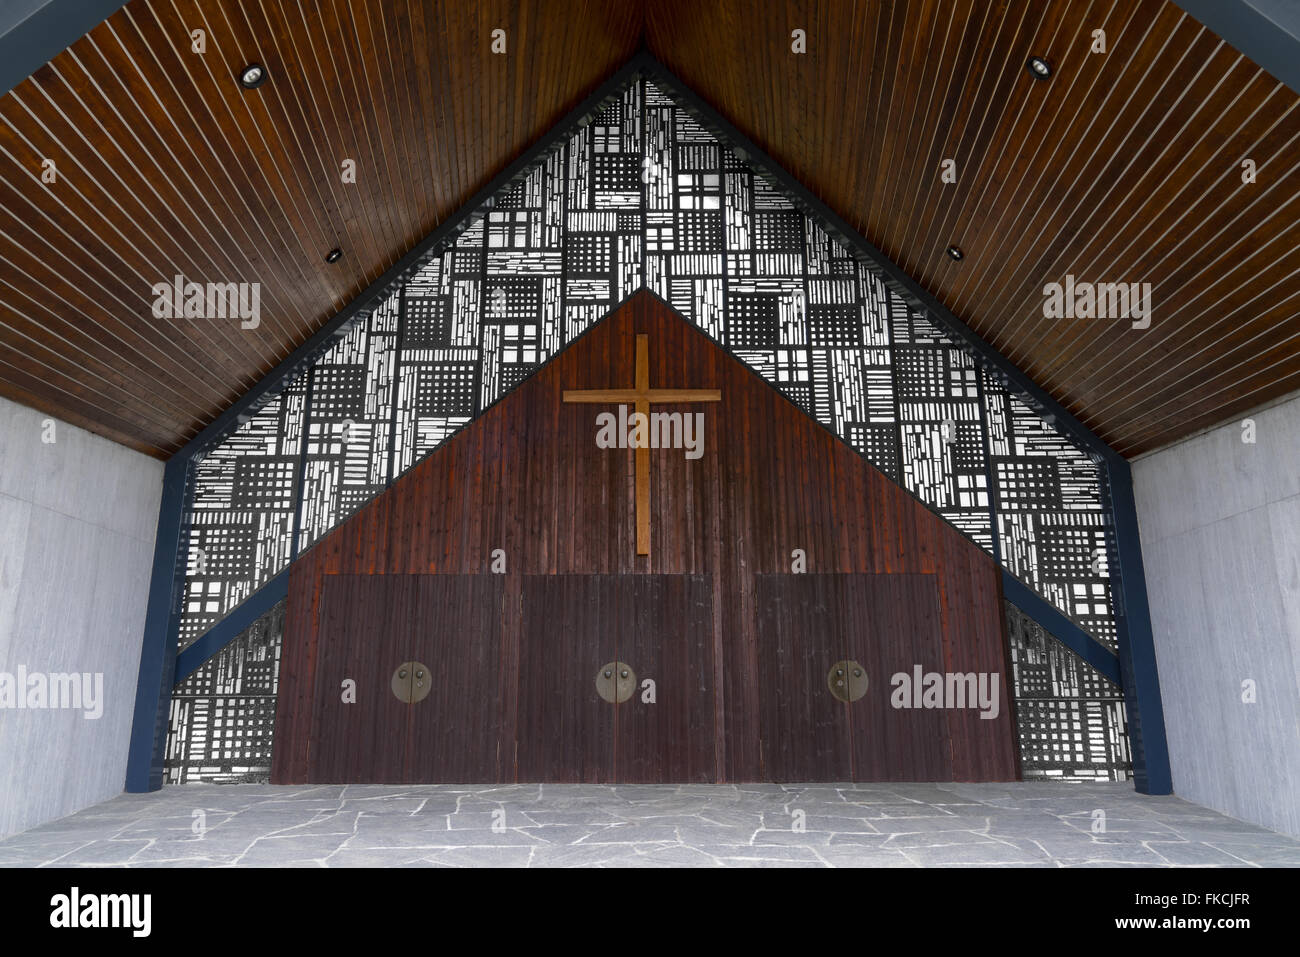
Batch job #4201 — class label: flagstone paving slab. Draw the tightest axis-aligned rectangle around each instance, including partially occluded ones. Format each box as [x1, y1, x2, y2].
[1, 782, 1297, 867]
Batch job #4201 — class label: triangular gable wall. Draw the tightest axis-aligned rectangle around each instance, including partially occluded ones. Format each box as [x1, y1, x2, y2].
[179, 73, 1118, 660]
[269, 292, 1021, 784]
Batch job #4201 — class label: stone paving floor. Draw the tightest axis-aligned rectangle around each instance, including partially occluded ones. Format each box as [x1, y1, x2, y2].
[1, 781, 1297, 867]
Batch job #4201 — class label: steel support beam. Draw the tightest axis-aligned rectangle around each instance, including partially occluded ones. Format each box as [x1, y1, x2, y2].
[124, 454, 189, 792]
[1000, 572, 1122, 686]
[172, 568, 291, 684]
[1105, 456, 1173, 794]
[0, 1, 128, 99]
[1173, 0, 1300, 95]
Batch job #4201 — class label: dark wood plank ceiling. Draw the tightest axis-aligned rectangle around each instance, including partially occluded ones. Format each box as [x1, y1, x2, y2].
[0, 0, 641, 455]
[648, 0, 1300, 456]
[1, 0, 1296, 458]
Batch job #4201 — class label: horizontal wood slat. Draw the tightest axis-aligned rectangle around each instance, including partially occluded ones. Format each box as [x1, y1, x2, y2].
[646, 0, 1300, 456]
[3, 0, 1293, 458]
[0, 0, 641, 455]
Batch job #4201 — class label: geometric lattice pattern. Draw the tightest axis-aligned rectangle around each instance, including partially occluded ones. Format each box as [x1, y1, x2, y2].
[1004, 600, 1131, 782]
[165, 600, 284, 784]
[178, 75, 1119, 663]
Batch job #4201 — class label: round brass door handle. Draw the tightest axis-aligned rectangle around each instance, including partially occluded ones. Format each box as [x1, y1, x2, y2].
[392, 661, 433, 703]
[828, 660, 868, 702]
[596, 661, 637, 703]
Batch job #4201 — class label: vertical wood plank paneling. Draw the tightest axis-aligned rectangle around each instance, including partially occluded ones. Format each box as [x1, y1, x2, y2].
[404, 574, 506, 782]
[846, 573, 953, 782]
[277, 291, 1017, 783]
[517, 575, 615, 782]
[616, 575, 715, 782]
[754, 573, 854, 782]
[309, 574, 411, 783]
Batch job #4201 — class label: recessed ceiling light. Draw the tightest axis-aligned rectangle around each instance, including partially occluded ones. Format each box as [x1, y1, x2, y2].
[947, 245, 964, 262]
[1026, 55, 1052, 80]
[325, 248, 342, 264]
[239, 63, 268, 89]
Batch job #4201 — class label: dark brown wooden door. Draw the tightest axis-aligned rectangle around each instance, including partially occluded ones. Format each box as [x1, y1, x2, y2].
[405, 575, 507, 783]
[310, 574, 411, 784]
[614, 575, 715, 783]
[844, 574, 951, 782]
[755, 574, 854, 781]
[276, 294, 1018, 786]
[517, 574, 716, 783]
[755, 573, 951, 782]
[310, 574, 505, 783]
[517, 575, 618, 782]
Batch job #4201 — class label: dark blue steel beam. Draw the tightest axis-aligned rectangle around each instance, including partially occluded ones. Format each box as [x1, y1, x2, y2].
[1172, 0, 1300, 95]
[173, 567, 290, 683]
[0, 1, 128, 99]
[1105, 456, 1173, 795]
[1000, 572, 1122, 686]
[125, 453, 188, 793]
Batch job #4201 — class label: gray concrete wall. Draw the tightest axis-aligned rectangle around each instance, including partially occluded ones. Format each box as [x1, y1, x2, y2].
[0, 397, 161, 838]
[1134, 393, 1300, 837]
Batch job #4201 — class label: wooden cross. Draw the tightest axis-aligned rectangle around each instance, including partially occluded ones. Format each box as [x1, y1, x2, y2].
[563, 334, 720, 556]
